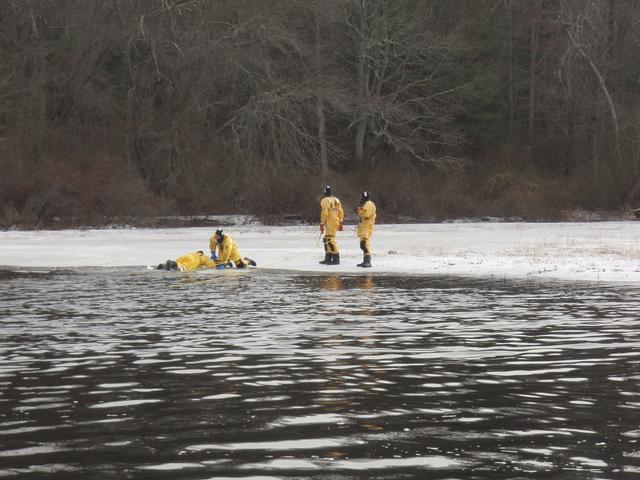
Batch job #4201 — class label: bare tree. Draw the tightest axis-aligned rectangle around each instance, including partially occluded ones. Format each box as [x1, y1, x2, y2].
[560, 0, 622, 169]
[341, 0, 467, 169]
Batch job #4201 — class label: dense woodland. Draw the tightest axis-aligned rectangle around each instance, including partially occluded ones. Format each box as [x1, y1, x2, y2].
[2, 0, 640, 228]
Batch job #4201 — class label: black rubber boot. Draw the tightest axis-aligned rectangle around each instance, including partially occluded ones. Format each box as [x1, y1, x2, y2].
[319, 252, 331, 264]
[166, 260, 178, 271]
[357, 255, 371, 267]
[331, 253, 340, 265]
[245, 257, 257, 267]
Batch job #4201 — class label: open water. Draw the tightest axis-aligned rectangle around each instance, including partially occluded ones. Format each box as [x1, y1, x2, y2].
[0, 267, 639, 479]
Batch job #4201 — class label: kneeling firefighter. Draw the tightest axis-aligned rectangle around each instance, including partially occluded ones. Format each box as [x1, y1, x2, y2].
[210, 229, 257, 268]
[319, 185, 344, 265]
[356, 191, 376, 267]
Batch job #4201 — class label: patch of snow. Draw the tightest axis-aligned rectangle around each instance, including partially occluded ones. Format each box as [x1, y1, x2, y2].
[1, 222, 640, 283]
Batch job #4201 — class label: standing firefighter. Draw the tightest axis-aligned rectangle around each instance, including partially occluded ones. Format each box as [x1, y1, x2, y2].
[356, 191, 376, 267]
[210, 229, 257, 268]
[319, 185, 344, 265]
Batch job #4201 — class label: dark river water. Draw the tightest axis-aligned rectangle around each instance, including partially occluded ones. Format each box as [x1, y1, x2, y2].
[1, 267, 640, 480]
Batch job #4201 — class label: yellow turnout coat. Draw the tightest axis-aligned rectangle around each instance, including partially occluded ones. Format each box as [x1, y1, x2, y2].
[176, 251, 217, 271]
[211, 233, 243, 265]
[356, 200, 376, 240]
[320, 196, 344, 236]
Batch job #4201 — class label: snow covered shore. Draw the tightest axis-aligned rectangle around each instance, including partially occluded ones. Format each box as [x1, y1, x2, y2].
[1, 222, 640, 283]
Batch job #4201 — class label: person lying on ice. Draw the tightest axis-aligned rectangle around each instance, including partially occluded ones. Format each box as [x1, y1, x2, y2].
[209, 229, 257, 268]
[157, 250, 218, 271]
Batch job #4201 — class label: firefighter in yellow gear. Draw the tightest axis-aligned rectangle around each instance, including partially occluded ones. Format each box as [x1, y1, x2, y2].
[210, 229, 257, 268]
[319, 185, 344, 265]
[156, 250, 217, 271]
[356, 191, 376, 267]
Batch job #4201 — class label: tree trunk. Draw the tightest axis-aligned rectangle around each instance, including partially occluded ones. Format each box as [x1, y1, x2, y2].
[607, 0, 617, 62]
[591, 128, 599, 191]
[354, 116, 367, 169]
[29, 2, 46, 163]
[30, 48, 47, 162]
[125, 87, 136, 169]
[563, 53, 575, 176]
[314, 12, 329, 182]
[354, 1, 369, 169]
[528, 10, 538, 144]
[507, 0, 515, 143]
[317, 96, 328, 182]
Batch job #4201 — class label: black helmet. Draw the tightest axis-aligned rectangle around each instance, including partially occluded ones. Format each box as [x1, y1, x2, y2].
[215, 229, 224, 241]
[360, 191, 370, 203]
[324, 185, 332, 196]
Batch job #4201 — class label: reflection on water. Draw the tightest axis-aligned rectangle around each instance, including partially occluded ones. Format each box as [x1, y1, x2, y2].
[1, 268, 640, 479]
[319, 274, 344, 291]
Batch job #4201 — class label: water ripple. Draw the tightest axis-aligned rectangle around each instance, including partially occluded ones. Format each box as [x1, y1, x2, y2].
[1, 269, 639, 478]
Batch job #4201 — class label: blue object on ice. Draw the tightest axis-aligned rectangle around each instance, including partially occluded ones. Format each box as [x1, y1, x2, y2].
[215, 264, 225, 270]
